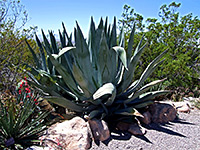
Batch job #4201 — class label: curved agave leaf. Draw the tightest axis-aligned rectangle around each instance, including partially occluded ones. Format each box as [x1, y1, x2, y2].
[125, 50, 168, 96]
[45, 96, 84, 112]
[93, 83, 116, 106]
[112, 46, 128, 70]
[127, 90, 170, 105]
[124, 78, 167, 104]
[88, 108, 104, 120]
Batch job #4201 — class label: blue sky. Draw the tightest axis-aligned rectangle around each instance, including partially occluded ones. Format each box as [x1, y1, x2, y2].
[21, 0, 200, 36]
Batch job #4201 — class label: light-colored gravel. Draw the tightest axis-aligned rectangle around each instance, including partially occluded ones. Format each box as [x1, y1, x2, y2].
[90, 109, 200, 150]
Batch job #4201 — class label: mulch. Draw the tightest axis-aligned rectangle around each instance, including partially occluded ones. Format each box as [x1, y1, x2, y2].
[90, 108, 200, 150]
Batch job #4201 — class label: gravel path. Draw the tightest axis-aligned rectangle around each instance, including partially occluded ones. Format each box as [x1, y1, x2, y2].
[90, 109, 200, 150]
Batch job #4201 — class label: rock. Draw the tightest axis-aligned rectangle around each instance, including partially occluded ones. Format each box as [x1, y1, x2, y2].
[40, 117, 91, 150]
[173, 101, 191, 113]
[128, 123, 146, 135]
[26, 146, 55, 150]
[149, 102, 177, 123]
[88, 119, 110, 141]
[116, 122, 146, 136]
[116, 122, 131, 131]
[138, 111, 152, 125]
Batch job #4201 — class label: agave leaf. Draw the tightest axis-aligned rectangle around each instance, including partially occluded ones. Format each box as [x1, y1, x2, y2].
[118, 26, 125, 47]
[117, 43, 146, 95]
[124, 78, 167, 104]
[41, 30, 52, 54]
[74, 22, 96, 86]
[48, 54, 82, 96]
[127, 23, 135, 64]
[126, 50, 168, 96]
[88, 109, 104, 120]
[114, 107, 143, 117]
[35, 34, 47, 71]
[127, 90, 170, 105]
[93, 83, 116, 106]
[62, 22, 73, 46]
[112, 46, 128, 70]
[25, 40, 40, 69]
[45, 96, 84, 112]
[98, 32, 117, 84]
[72, 63, 96, 98]
[49, 31, 59, 54]
[133, 101, 154, 109]
[109, 17, 117, 48]
[59, 29, 66, 48]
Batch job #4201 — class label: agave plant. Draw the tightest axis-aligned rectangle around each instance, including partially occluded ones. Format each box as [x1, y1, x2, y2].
[25, 17, 168, 122]
[0, 79, 49, 149]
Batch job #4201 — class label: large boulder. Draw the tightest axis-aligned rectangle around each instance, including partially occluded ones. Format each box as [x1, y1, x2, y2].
[40, 117, 91, 150]
[138, 111, 152, 125]
[149, 102, 177, 123]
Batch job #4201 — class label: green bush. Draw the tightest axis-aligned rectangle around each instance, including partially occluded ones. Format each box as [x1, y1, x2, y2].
[119, 2, 200, 94]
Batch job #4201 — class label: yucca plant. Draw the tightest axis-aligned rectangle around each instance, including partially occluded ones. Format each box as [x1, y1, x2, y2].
[25, 17, 168, 123]
[0, 79, 49, 149]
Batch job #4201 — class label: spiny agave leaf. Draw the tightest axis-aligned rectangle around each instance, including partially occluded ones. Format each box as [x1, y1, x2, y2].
[109, 17, 117, 48]
[127, 23, 135, 64]
[35, 34, 47, 72]
[124, 78, 167, 104]
[127, 90, 170, 105]
[25, 40, 40, 69]
[112, 46, 128, 70]
[72, 63, 96, 98]
[59, 29, 66, 48]
[127, 50, 168, 95]
[104, 17, 108, 35]
[48, 54, 82, 96]
[114, 107, 143, 117]
[74, 22, 96, 85]
[117, 43, 146, 95]
[133, 34, 145, 56]
[98, 17, 104, 30]
[119, 26, 125, 47]
[98, 32, 117, 84]
[41, 30, 52, 54]
[133, 101, 154, 109]
[45, 96, 83, 112]
[88, 17, 97, 65]
[49, 31, 59, 54]
[62, 22, 73, 46]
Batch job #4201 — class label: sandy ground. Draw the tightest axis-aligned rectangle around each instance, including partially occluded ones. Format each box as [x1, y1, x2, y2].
[90, 109, 200, 150]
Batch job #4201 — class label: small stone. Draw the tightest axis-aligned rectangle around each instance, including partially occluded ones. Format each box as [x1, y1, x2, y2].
[128, 123, 146, 135]
[173, 101, 191, 113]
[88, 119, 110, 141]
[138, 111, 152, 125]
